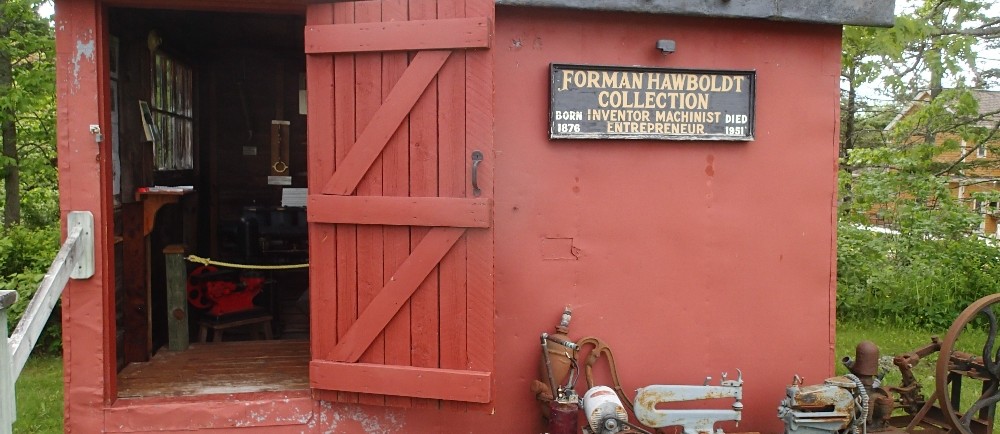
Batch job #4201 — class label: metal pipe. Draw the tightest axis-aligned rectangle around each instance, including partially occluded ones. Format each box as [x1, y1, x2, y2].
[842, 356, 855, 370]
[547, 334, 579, 351]
[541, 333, 559, 401]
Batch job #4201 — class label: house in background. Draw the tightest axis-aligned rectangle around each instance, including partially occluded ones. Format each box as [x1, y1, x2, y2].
[886, 89, 1000, 235]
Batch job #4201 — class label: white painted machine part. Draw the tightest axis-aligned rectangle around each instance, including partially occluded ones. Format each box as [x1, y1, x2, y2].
[634, 375, 743, 434]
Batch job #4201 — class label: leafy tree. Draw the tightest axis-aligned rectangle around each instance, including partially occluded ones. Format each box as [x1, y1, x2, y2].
[841, 26, 896, 157]
[838, 0, 1000, 328]
[842, 0, 1000, 150]
[0, 0, 60, 351]
[841, 0, 1000, 221]
[1, 0, 56, 228]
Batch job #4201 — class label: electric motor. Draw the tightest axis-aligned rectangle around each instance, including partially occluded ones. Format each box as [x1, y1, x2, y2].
[583, 386, 628, 434]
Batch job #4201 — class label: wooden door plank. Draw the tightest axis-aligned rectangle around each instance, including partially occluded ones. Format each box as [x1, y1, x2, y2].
[408, 0, 441, 409]
[310, 361, 491, 403]
[307, 196, 491, 227]
[381, 0, 412, 409]
[353, 0, 386, 407]
[332, 0, 360, 405]
[305, 2, 339, 375]
[330, 227, 466, 363]
[321, 49, 451, 196]
[465, 0, 496, 406]
[305, 17, 489, 53]
[437, 0, 470, 412]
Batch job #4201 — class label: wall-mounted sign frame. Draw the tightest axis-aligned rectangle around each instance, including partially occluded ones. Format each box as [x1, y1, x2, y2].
[550, 64, 755, 141]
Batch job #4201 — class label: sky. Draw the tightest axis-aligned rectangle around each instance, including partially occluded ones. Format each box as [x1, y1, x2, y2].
[895, 0, 1000, 90]
[39, 1, 52, 18]
[849, 0, 1000, 103]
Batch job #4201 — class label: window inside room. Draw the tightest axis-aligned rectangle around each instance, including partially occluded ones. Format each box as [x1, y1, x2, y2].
[151, 51, 194, 171]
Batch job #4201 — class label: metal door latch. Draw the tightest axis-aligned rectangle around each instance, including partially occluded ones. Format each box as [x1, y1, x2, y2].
[89, 125, 103, 143]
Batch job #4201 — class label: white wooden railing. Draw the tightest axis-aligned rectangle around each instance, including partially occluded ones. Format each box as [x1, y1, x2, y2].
[1, 211, 94, 434]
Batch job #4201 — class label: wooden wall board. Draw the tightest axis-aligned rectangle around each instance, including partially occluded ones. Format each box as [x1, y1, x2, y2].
[331, 0, 360, 405]
[436, 0, 470, 413]
[307, 196, 491, 227]
[309, 361, 490, 403]
[407, 0, 441, 410]
[380, 0, 413, 409]
[304, 0, 339, 405]
[463, 0, 496, 412]
[305, 17, 489, 53]
[351, 0, 386, 408]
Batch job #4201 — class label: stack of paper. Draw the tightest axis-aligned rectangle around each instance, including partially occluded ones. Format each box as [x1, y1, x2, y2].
[282, 188, 308, 207]
[148, 185, 194, 193]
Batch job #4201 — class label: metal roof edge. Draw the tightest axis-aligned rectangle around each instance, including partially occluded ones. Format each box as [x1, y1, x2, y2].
[493, 0, 896, 27]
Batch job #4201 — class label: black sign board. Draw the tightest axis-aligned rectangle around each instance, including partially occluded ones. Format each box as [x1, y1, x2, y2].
[550, 64, 755, 141]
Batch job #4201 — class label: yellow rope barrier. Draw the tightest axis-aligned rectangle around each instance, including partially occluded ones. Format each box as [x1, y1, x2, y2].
[185, 255, 310, 270]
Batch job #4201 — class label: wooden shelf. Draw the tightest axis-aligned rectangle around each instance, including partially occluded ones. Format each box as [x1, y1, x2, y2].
[135, 190, 195, 237]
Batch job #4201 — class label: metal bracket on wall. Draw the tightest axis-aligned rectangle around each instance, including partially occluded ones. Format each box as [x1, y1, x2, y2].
[89, 124, 103, 143]
[68, 211, 95, 279]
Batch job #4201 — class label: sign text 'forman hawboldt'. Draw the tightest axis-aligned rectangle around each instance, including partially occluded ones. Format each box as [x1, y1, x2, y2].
[550, 64, 756, 141]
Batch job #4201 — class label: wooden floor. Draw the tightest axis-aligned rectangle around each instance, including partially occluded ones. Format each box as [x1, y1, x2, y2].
[117, 340, 310, 398]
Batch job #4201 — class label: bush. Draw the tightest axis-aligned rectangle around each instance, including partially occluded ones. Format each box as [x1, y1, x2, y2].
[837, 139, 1000, 331]
[0, 223, 61, 353]
[837, 223, 1000, 330]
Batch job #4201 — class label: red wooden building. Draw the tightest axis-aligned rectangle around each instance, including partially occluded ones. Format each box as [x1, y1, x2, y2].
[52, 0, 894, 432]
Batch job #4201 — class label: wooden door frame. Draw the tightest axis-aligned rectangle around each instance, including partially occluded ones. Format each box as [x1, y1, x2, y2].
[55, 0, 116, 429]
[58, 0, 309, 416]
[55, 0, 317, 432]
[102, 0, 306, 14]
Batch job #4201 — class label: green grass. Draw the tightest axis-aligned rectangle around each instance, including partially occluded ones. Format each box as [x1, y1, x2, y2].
[836, 321, 946, 379]
[13, 355, 63, 433]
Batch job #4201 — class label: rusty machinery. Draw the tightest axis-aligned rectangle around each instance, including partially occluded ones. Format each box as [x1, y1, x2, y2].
[779, 294, 1000, 434]
[533, 307, 744, 434]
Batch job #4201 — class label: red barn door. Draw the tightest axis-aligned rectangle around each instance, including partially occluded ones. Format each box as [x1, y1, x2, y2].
[304, 0, 495, 406]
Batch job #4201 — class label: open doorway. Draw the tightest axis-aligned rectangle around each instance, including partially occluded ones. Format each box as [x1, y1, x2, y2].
[107, 7, 310, 398]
